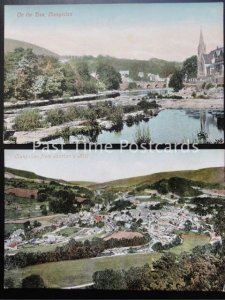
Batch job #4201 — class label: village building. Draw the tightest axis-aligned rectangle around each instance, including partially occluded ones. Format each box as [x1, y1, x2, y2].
[197, 29, 224, 84]
[5, 188, 38, 199]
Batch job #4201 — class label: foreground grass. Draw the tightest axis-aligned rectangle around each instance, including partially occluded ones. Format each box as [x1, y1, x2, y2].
[5, 233, 210, 288]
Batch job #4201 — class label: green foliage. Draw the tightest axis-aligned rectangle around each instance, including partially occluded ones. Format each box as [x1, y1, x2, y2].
[13, 109, 43, 131]
[93, 269, 127, 290]
[93, 253, 225, 291]
[137, 99, 159, 110]
[22, 274, 46, 288]
[4, 277, 15, 288]
[96, 62, 122, 90]
[109, 200, 135, 212]
[49, 190, 75, 214]
[128, 82, 137, 90]
[151, 177, 202, 197]
[182, 55, 197, 79]
[46, 108, 66, 126]
[135, 126, 151, 144]
[108, 106, 124, 130]
[169, 70, 184, 92]
[206, 82, 214, 89]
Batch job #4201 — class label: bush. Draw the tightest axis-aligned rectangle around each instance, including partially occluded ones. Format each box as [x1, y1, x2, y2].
[46, 108, 66, 126]
[206, 83, 214, 89]
[22, 275, 46, 288]
[135, 126, 151, 144]
[128, 82, 137, 90]
[13, 109, 43, 131]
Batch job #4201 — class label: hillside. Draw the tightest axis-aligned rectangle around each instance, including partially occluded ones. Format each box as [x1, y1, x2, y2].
[4, 38, 59, 57]
[92, 167, 224, 190]
[69, 56, 183, 78]
[4, 167, 95, 187]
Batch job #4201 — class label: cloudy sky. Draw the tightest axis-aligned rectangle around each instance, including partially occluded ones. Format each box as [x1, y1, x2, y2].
[5, 150, 224, 183]
[5, 3, 223, 61]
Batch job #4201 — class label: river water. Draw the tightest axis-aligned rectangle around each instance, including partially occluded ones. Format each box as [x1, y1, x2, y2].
[96, 109, 224, 144]
[46, 89, 224, 144]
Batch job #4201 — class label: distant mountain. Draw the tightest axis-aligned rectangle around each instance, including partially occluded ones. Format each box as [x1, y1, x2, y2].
[4, 38, 59, 57]
[91, 167, 225, 190]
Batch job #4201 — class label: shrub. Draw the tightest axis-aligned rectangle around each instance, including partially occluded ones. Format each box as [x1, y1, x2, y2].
[22, 275, 46, 288]
[128, 82, 137, 90]
[46, 108, 66, 126]
[13, 109, 42, 131]
[206, 83, 214, 89]
[135, 126, 151, 144]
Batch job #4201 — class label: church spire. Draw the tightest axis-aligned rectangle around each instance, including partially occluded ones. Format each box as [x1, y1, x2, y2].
[198, 28, 206, 55]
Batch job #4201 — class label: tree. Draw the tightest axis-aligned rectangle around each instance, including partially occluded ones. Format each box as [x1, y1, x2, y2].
[22, 274, 46, 288]
[96, 63, 122, 90]
[43, 68, 65, 98]
[93, 269, 127, 290]
[49, 190, 75, 214]
[182, 55, 197, 80]
[169, 70, 184, 92]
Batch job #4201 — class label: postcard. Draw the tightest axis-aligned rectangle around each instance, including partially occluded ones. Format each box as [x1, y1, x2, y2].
[3, 1, 224, 145]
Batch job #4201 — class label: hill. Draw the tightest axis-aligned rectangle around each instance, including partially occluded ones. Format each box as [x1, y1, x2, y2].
[92, 167, 224, 190]
[4, 167, 95, 187]
[4, 38, 59, 57]
[69, 56, 183, 78]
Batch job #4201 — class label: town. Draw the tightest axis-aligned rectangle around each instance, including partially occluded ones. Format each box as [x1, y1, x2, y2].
[4, 165, 225, 289]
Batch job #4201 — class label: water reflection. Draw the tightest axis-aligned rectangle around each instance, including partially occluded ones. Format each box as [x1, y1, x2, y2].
[48, 109, 224, 144]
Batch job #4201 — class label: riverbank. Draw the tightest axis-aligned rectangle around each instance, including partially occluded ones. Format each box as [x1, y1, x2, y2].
[156, 98, 224, 109]
[4, 91, 120, 110]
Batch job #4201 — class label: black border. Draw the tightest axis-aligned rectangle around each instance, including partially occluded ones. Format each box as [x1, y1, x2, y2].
[1, 0, 225, 299]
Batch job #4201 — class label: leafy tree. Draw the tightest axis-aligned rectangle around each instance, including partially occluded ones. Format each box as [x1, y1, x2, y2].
[96, 63, 122, 90]
[62, 63, 76, 96]
[93, 269, 127, 290]
[49, 190, 75, 214]
[43, 68, 65, 98]
[76, 61, 91, 81]
[182, 55, 197, 80]
[169, 70, 184, 92]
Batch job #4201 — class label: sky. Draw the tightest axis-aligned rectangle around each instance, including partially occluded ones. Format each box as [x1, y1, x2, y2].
[4, 3, 223, 61]
[5, 150, 224, 183]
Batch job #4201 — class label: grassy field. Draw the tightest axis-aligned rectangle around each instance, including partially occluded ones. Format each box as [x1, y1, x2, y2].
[169, 233, 210, 255]
[5, 194, 48, 220]
[92, 167, 224, 190]
[5, 233, 210, 288]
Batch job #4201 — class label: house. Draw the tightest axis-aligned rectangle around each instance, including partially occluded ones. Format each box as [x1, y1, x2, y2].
[74, 197, 88, 204]
[5, 188, 38, 199]
[103, 231, 143, 241]
[138, 72, 144, 78]
[119, 70, 129, 78]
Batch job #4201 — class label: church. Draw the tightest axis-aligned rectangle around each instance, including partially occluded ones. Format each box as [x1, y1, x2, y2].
[197, 30, 224, 84]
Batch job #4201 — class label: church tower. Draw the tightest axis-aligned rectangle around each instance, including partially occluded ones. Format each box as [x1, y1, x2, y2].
[197, 29, 206, 78]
